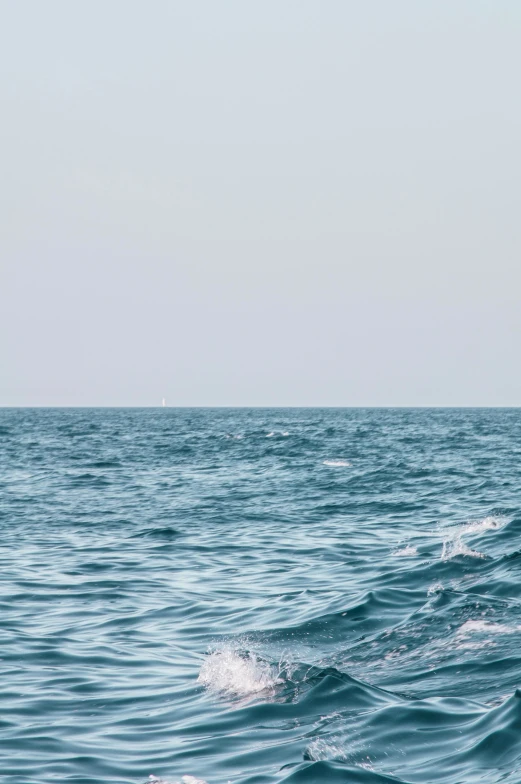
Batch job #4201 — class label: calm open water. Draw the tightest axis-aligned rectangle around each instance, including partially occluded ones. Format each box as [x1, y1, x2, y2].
[3, 408, 521, 784]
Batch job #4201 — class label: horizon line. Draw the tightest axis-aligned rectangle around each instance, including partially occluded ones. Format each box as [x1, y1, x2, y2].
[2, 405, 521, 410]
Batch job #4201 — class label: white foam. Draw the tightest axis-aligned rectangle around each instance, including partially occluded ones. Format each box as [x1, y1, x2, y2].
[394, 545, 418, 557]
[198, 648, 281, 698]
[440, 515, 507, 561]
[464, 516, 507, 535]
[441, 537, 485, 561]
[306, 737, 348, 762]
[427, 582, 443, 595]
[453, 619, 521, 650]
[457, 620, 519, 637]
[441, 515, 507, 561]
[456, 639, 495, 651]
[323, 460, 352, 467]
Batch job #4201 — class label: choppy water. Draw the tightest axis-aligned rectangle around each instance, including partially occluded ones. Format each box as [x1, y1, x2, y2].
[3, 408, 521, 783]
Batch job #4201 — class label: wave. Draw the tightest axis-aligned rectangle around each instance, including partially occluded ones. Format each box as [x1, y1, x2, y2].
[197, 645, 521, 783]
[280, 761, 405, 783]
[197, 647, 282, 699]
[393, 545, 418, 557]
[256, 587, 429, 650]
[441, 537, 485, 560]
[131, 526, 181, 540]
[439, 515, 507, 561]
[299, 684, 521, 784]
[66, 472, 113, 488]
[198, 645, 402, 710]
[8, 408, 521, 784]
[463, 515, 507, 535]
[84, 459, 122, 468]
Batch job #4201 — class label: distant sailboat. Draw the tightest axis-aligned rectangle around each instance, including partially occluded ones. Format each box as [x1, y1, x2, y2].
[162, 398, 166, 408]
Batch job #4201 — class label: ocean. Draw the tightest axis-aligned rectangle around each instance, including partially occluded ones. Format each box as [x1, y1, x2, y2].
[2, 407, 521, 784]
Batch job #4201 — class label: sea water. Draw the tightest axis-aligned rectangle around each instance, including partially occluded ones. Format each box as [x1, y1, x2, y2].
[2, 407, 521, 783]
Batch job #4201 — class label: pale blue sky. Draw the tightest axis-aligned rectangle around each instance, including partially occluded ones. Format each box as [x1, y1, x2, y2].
[2, 1, 521, 406]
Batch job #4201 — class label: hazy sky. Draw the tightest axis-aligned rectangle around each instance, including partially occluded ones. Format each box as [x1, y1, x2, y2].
[2, 1, 521, 406]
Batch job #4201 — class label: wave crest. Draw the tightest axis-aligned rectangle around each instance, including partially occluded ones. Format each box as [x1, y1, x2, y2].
[198, 648, 281, 698]
[393, 545, 418, 557]
[440, 515, 507, 560]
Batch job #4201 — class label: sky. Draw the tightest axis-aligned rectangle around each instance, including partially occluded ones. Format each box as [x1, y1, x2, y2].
[2, 0, 521, 406]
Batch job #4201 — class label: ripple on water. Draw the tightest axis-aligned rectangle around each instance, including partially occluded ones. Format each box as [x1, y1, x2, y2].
[2, 408, 521, 784]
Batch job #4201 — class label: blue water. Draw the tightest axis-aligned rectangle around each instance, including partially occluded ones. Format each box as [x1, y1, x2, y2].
[3, 408, 521, 784]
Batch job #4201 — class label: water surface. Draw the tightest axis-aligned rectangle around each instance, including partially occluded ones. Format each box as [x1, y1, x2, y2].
[2, 408, 521, 783]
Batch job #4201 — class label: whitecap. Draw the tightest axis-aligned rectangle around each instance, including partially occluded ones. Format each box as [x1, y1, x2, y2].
[439, 514, 507, 561]
[198, 647, 281, 699]
[427, 582, 443, 595]
[393, 545, 418, 557]
[441, 537, 485, 561]
[464, 515, 507, 535]
[323, 459, 352, 467]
